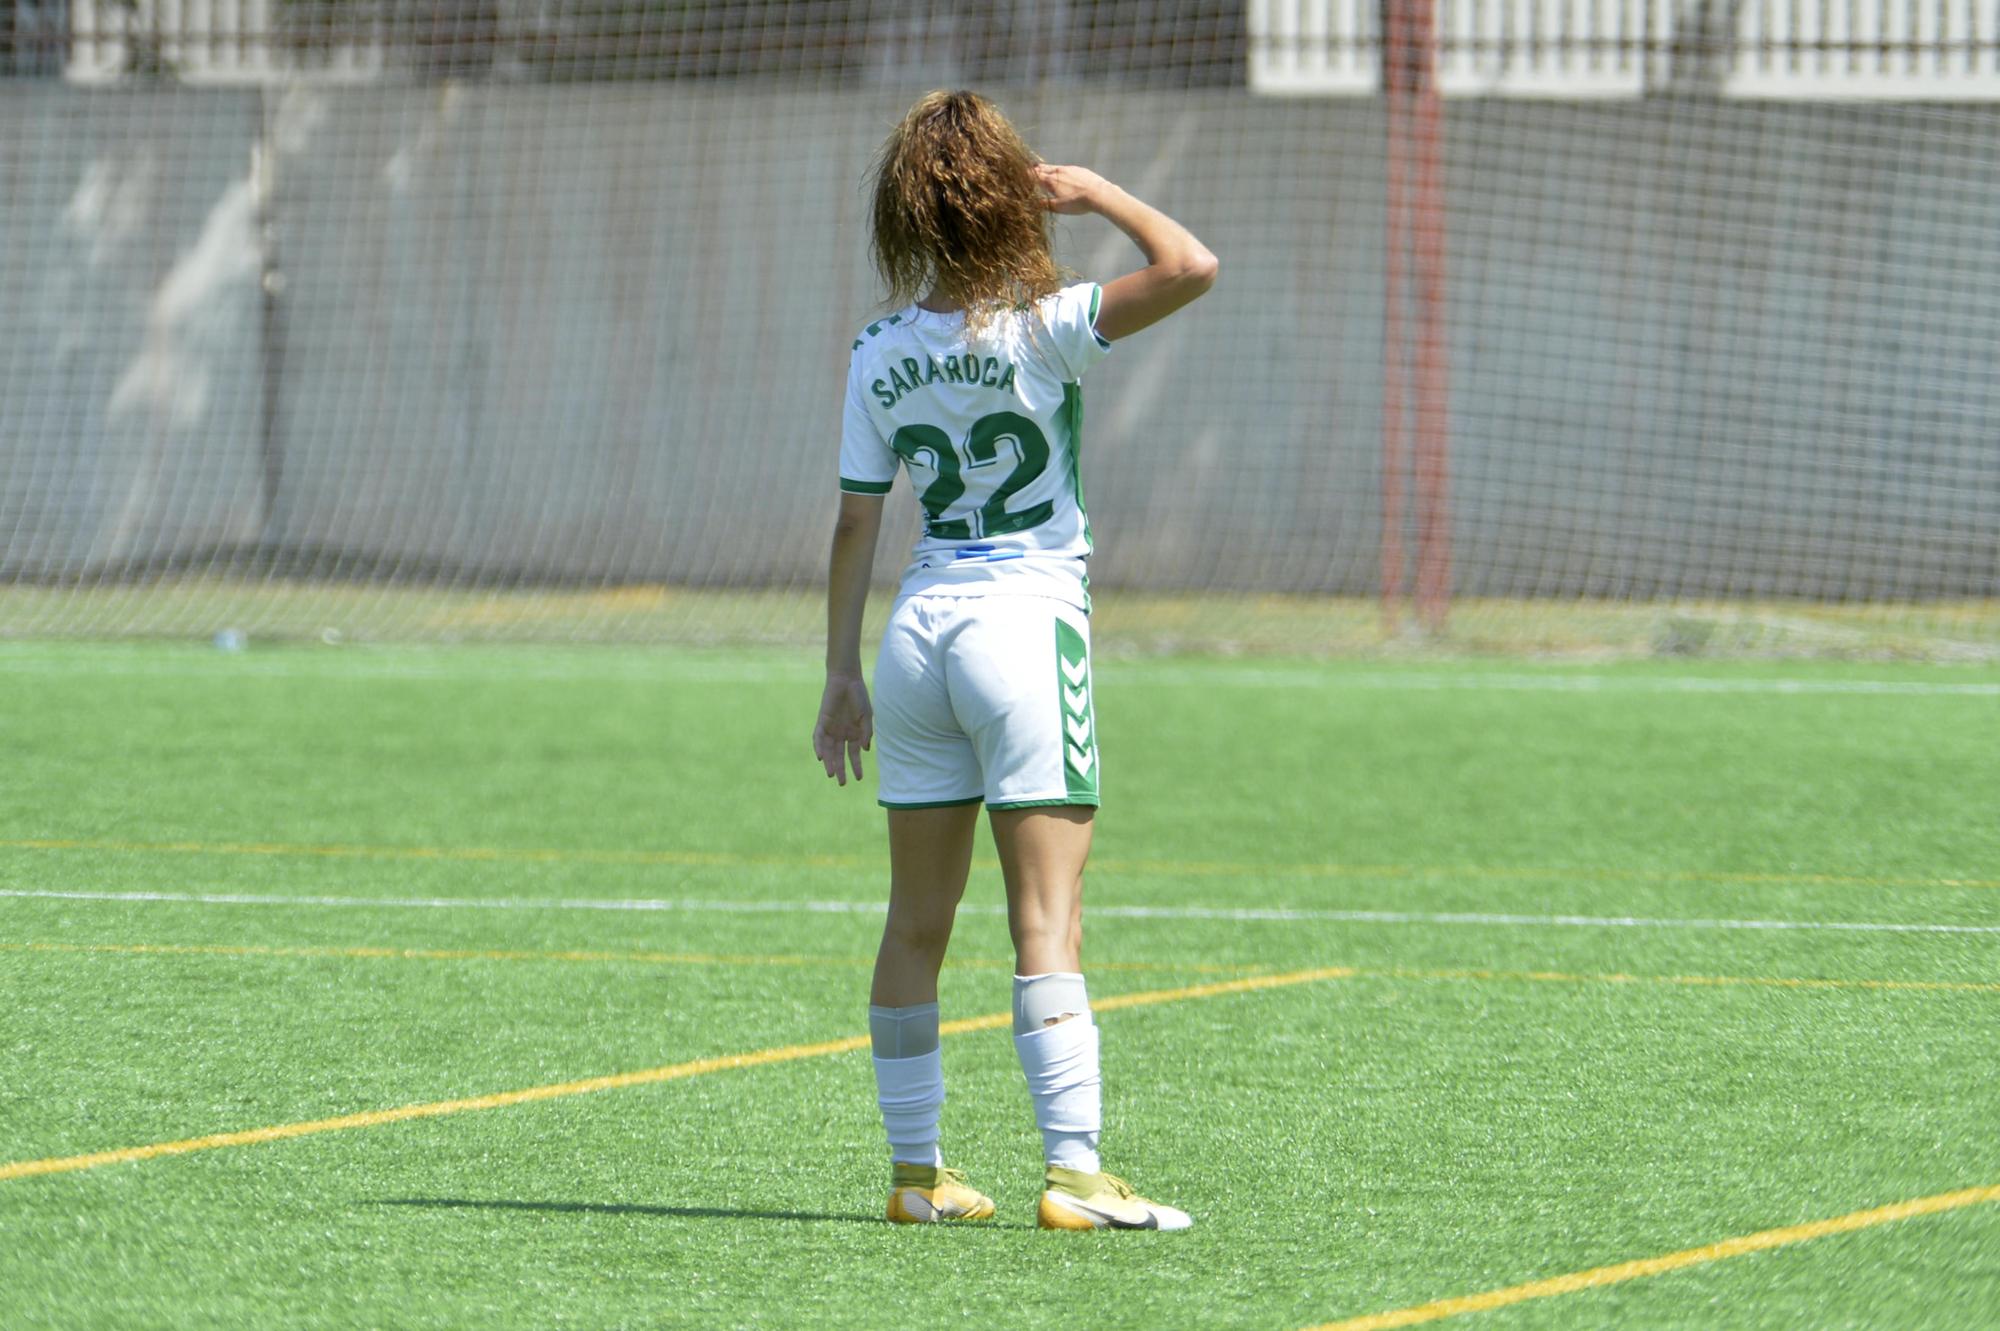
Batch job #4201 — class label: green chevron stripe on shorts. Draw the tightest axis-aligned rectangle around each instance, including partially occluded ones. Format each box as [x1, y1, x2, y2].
[1055, 619, 1099, 803]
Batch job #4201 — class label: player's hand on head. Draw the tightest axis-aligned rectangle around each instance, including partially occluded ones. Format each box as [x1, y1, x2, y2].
[812, 673, 873, 786]
[1034, 164, 1108, 216]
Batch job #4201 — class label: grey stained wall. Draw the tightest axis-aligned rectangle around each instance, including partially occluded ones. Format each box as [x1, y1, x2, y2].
[0, 91, 267, 574]
[2, 85, 1996, 598]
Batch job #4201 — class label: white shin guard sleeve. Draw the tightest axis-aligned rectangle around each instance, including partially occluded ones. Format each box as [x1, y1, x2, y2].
[872, 1048, 945, 1166]
[1013, 1015, 1102, 1173]
[1013, 972, 1089, 1035]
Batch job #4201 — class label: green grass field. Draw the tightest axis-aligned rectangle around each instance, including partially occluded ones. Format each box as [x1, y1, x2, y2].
[3, 641, 1998, 1329]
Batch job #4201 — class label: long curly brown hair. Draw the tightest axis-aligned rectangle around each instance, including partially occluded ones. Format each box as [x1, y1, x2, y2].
[870, 90, 1065, 335]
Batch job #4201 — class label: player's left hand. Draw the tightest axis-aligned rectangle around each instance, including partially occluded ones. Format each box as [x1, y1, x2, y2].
[812, 672, 873, 786]
[1034, 163, 1110, 215]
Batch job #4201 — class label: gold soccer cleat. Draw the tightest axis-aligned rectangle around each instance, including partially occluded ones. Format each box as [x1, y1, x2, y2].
[886, 1163, 997, 1224]
[1037, 1167, 1193, 1232]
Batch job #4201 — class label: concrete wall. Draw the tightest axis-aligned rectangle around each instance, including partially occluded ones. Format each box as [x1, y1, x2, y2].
[2, 86, 1996, 598]
[0, 90, 267, 575]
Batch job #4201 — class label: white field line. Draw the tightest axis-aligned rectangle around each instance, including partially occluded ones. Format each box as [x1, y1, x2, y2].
[0, 651, 811, 685]
[1121, 669, 2000, 697]
[0, 649, 1996, 696]
[3, 887, 1997, 935]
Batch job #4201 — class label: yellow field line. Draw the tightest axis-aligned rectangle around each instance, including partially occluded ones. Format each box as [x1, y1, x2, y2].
[8, 941, 1995, 996]
[0, 836, 831, 870]
[0, 940, 1252, 977]
[1372, 965, 2000, 996]
[1308, 1183, 2000, 1331]
[1090, 967, 1355, 1014]
[0, 940, 847, 967]
[0, 965, 1353, 1185]
[1112, 859, 2000, 893]
[4, 836, 1994, 892]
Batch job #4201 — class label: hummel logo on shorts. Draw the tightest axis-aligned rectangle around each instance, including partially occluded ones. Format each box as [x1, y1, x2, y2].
[1056, 621, 1098, 799]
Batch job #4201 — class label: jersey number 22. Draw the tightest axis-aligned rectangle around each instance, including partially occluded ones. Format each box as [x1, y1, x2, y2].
[890, 411, 1053, 541]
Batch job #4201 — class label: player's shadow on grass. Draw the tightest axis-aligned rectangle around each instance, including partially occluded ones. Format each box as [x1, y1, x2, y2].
[366, 1197, 888, 1226]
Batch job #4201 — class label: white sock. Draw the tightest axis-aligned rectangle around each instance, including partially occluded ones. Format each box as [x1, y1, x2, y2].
[1013, 1012, 1102, 1174]
[873, 1050, 944, 1166]
[871, 1001, 943, 1166]
[870, 1000, 944, 1167]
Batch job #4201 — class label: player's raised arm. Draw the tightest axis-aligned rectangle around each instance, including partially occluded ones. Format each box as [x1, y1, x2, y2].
[1034, 164, 1217, 343]
[813, 490, 883, 785]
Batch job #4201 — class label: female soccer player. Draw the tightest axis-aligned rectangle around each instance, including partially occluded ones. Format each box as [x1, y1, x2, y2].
[811, 90, 1216, 1231]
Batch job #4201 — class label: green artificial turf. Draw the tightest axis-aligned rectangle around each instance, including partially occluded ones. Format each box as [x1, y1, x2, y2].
[2, 642, 1997, 1329]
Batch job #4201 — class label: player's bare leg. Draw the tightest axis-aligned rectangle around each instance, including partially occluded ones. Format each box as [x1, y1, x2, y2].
[990, 805, 1091, 978]
[874, 805, 979, 1007]
[873, 804, 994, 1222]
[991, 806, 1191, 1231]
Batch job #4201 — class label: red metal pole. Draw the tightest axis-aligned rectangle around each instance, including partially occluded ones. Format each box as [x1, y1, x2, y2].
[1410, 0, 1452, 630]
[1380, 1, 1410, 633]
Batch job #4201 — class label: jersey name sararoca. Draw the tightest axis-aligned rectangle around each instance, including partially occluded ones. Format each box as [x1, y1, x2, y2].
[872, 354, 1021, 408]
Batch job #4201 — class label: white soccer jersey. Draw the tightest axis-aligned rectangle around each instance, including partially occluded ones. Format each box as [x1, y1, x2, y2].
[839, 282, 1112, 610]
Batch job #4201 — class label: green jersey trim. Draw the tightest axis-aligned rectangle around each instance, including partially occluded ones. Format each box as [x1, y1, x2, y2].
[839, 477, 894, 495]
[878, 795, 984, 810]
[1062, 382, 1092, 554]
[988, 796, 1101, 811]
[1087, 284, 1111, 349]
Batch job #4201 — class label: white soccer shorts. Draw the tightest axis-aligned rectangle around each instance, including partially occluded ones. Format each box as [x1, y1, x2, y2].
[872, 593, 1101, 811]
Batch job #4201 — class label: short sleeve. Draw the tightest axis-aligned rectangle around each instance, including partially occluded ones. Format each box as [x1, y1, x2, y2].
[1036, 282, 1113, 383]
[838, 354, 897, 496]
